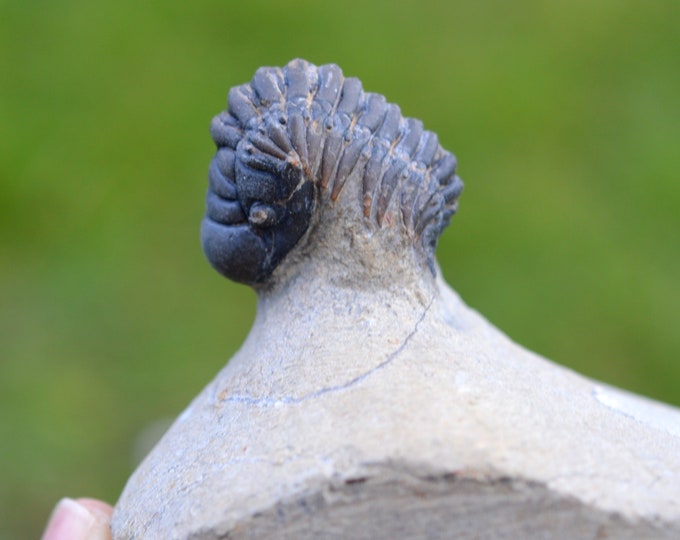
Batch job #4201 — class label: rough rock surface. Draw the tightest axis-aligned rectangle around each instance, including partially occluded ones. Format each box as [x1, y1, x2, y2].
[112, 268, 680, 539]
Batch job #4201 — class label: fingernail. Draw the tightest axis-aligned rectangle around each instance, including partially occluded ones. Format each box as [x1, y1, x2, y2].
[42, 498, 95, 540]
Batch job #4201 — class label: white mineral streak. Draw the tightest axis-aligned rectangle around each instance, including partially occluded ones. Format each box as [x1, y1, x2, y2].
[112, 260, 680, 539]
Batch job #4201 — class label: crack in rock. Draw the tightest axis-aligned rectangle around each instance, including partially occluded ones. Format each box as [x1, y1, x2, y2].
[221, 295, 435, 407]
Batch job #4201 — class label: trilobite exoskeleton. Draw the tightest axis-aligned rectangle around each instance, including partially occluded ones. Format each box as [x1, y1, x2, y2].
[201, 59, 463, 286]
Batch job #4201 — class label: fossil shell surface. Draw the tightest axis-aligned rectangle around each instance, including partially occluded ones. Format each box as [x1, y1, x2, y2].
[201, 59, 463, 285]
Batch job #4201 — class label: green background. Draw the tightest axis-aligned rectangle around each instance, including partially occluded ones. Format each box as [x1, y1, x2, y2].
[1, 1, 678, 537]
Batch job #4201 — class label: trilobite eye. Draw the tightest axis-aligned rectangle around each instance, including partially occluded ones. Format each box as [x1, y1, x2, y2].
[248, 203, 281, 228]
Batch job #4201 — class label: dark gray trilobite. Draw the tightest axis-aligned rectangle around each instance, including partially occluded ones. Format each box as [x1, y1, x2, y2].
[201, 59, 463, 286]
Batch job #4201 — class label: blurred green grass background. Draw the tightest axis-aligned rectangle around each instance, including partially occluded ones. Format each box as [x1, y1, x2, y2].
[1, 0, 678, 537]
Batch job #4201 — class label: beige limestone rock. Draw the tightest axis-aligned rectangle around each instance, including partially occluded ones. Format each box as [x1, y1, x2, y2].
[112, 266, 680, 539]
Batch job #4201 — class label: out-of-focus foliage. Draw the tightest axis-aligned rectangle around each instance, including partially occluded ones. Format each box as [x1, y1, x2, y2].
[1, 1, 678, 537]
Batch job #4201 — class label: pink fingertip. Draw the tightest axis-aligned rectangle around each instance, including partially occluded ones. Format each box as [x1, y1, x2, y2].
[41, 498, 94, 540]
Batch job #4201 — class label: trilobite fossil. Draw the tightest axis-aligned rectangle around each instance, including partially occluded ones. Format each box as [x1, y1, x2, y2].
[201, 59, 463, 286]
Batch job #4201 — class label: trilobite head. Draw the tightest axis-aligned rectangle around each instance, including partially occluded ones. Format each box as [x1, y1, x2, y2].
[201, 59, 463, 286]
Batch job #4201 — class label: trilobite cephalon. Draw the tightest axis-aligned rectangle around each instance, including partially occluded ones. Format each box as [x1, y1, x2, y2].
[201, 59, 463, 286]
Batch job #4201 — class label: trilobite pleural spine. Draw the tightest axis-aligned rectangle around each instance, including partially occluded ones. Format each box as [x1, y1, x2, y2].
[201, 59, 463, 285]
